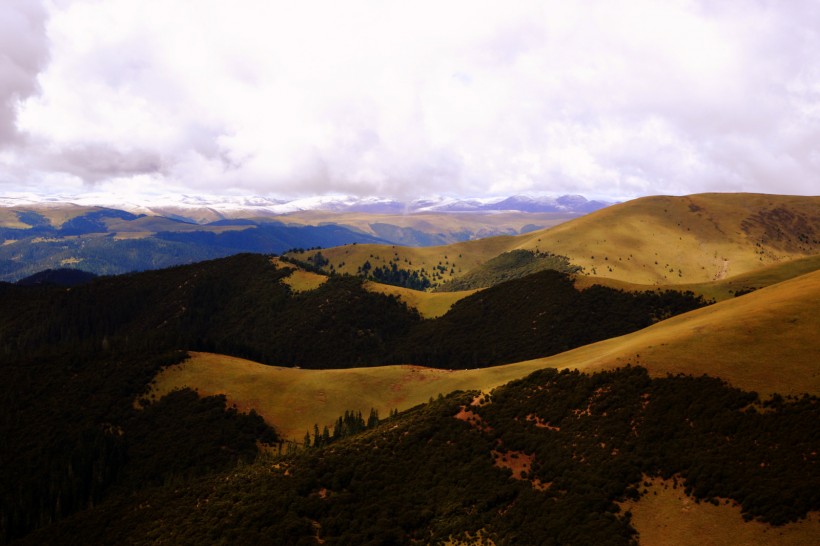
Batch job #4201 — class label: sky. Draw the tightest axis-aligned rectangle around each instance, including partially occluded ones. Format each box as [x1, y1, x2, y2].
[0, 0, 818, 202]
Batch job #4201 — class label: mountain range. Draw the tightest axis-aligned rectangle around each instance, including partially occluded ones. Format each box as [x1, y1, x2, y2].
[1, 192, 818, 545]
[0, 193, 611, 282]
[1, 192, 611, 223]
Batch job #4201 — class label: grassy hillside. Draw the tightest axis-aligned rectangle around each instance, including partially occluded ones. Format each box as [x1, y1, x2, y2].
[152, 268, 820, 441]
[363, 282, 479, 318]
[572, 253, 820, 302]
[624, 478, 820, 546]
[514, 193, 820, 285]
[290, 193, 820, 288]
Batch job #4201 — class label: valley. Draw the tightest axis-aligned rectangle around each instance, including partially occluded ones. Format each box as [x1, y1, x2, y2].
[1, 192, 818, 545]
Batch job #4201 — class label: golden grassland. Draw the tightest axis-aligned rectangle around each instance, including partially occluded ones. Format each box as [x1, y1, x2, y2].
[622, 477, 820, 546]
[277, 249, 818, 325]
[514, 193, 820, 285]
[362, 281, 479, 318]
[287, 235, 518, 283]
[103, 216, 257, 235]
[519, 268, 820, 397]
[149, 269, 820, 440]
[289, 193, 820, 287]
[280, 268, 328, 292]
[0, 209, 31, 229]
[572, 253, 820, 302]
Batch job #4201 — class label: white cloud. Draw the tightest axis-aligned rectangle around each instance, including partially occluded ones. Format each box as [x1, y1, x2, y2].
[1, 0, 818, 200]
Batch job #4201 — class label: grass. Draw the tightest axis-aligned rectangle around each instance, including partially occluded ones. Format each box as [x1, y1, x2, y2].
[362, 281, 479, 318]
[271, 257, 475, 316]
[622, 477, 820, 546]
[0, 204, 99, 229]
[522, 268, 820, 397]
[272, 258, 328, 292]
[289, 193, 820, 287]
[515, 193, 820, 285]
[287, 236, 518, 284]
[572, 253, 820, 303]
[150, 268, 820, 441]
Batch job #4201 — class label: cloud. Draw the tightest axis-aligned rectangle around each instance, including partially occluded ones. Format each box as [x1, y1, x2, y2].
[0, 0, 49, 144]
[2, 0, 819, 200]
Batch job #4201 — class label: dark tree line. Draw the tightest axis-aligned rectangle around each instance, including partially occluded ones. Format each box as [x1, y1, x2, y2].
[17, 367, 819, 545]
[0, 255, 710, 373]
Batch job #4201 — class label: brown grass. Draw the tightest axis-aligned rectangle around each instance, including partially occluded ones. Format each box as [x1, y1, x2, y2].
[273, 257, 327, 292]
[623, 477, 820, 546]
[290, 194, 820, 288]
[149, 268, 820, 441]
[572, 254, 820, 303]
[520, 268, 820, 397]
[515, 193, 820, 285]
[363, 281, 479, 318]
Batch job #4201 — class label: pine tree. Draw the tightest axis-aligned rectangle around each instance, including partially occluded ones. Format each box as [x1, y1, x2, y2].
[367, 408, 379, 428]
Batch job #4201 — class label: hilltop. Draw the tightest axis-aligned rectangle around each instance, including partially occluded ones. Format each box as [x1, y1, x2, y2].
[289, 193, 820, 288]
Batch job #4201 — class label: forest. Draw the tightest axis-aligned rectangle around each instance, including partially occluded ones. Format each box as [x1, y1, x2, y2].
[0, 254, 710, 371]
[0, 252, 778, 543]
[13, 367, 819, 545]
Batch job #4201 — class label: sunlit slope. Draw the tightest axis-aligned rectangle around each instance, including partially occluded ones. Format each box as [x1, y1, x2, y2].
[362, 281, 479, 318]
[524, 268, 820, 396]
[572, 253, 820, 302]
[274, 258, 477, 317]
[151, 269, 820, 439]
[291, 193, 820, 286]
[624, 478, 820, 546]
[287, 235, 518, 284]
[0, 204, 101, 229]
[515, 193, 820, 284]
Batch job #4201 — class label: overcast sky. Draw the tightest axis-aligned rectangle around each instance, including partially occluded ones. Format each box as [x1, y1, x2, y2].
[1, 0, 818, 202]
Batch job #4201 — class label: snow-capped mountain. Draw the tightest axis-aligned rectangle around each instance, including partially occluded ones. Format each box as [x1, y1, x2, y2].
[0, 192, 612, 223]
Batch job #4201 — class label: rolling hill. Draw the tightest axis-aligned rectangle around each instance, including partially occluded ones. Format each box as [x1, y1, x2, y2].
[0, 204, 585, 282]
[20, 365, 820, 545]
[149, 267, 820, 442]
[2, 192, 819, 544]
[289, 193, 820, 288]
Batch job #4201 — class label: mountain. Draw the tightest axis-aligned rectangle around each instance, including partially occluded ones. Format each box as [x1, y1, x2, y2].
[15, 268, 97, 287]
[149, 265, 820, 443]
[0, 207, 394, 282]
[478, 194, 611, 213]
[290, 193, 820, 288]
[0, 196, 603, 281]
[1, 192, 612, 222]
[2, 192, 818, 544]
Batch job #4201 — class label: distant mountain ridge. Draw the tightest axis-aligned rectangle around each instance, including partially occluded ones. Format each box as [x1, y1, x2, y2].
[1, 192, 612, 223]
[0, 196, 598, 281]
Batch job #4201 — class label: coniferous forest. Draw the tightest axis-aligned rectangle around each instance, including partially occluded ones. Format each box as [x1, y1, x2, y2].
[12, 367, 819, 546]
[1, 253, 815, 544]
